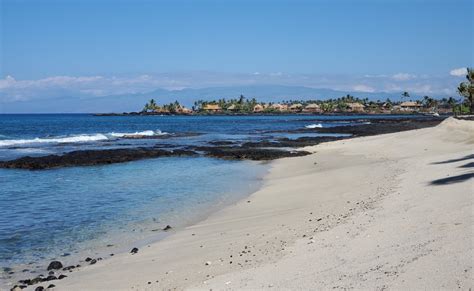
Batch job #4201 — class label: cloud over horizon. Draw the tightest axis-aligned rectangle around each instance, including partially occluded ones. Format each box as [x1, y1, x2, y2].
[0, 70, 465, 106]
[449, 67, 468, 77]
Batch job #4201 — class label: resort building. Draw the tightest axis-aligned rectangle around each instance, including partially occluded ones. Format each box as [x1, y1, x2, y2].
[253, 104, 264, 113]
[177, 107, 193, 114]
[289, 103, 303, 112]
[202, 104, 222, 112]
[270, 103, 288, 112]
[346, 102, 365, 113]
[302, 103, 322, 113]
[400, 101, 422, 112]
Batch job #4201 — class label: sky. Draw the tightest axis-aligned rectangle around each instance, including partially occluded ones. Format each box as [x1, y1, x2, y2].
[0, 0, 473, 112]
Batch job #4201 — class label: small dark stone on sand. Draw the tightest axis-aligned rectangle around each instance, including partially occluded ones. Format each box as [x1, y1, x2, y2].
[47, 284, 56, 289]
[85, 257, 92, 262]
[62, 265, 75, 271]
[89, 259, 97, 265]
[131, 247, 139, 254]
[163, 225, 172, 231]
[58, 275, 67, 279]
[45, 275, 57, 281]
[47, 261, 63, 271]
[35, 287, 44, 291]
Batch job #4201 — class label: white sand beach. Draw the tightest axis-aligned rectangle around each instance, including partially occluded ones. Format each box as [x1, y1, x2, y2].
[35, 118, 473, 290]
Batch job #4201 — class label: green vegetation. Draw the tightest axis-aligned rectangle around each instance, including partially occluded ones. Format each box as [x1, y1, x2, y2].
[457, 67, 473, 114]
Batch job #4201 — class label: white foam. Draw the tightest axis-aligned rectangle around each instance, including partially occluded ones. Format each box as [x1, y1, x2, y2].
[108, 130, 168, 137]
[305, 124, 323, 129]
[0, 129, 170, 147]
[0, 134, 109, 147]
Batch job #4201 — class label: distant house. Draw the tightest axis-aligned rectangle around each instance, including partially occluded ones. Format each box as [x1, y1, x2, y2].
[302, 103, 321, 113]
[253, 104, 264, 113]
[289, 103, 303, 112]
[202, 104, 222, 112]
[177, 107, 193, 114]
[153, 107, 169, 114]
[346, 102, 365, 113]
[270, 103, 288, 112]
[400, 101, 422, 111]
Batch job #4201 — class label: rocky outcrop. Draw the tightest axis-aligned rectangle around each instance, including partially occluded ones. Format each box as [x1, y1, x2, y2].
[0, 148, 197, 170]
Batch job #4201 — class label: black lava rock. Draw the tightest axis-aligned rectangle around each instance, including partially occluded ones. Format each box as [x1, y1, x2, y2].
[0, 148, 197, 170]
[46, 261, 63, 271]
[47, 284, 56, 289]
[130, 247, 139, 254]
[163, 225, 172, 231]
[58, 274, 67, 279]
[35, 287, 44, 291]
[45, 275, 57, 281]
[62, 265, 75, 271]
[89, 259, 97, 265]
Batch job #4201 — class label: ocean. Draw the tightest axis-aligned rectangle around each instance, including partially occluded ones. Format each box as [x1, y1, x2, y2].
[0, 114, 407, 282]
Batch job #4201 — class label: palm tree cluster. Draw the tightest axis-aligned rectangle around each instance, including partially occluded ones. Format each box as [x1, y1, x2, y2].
[142, 99, 187, 113]
[457, 67, 474, 114]
[194, 95, 261, 112]
[142, 99, 159, 112]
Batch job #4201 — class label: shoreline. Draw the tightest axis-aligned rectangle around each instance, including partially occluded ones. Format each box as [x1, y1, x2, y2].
[1, 158, 269, 289]
[8, 117, 473, 290]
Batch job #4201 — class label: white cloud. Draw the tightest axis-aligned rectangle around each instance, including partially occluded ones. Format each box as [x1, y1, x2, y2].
[392, 73, 417, 81]
[0, 71, 462, 104]
[450, 67, 467, 77]
[352, 84, 375, 93]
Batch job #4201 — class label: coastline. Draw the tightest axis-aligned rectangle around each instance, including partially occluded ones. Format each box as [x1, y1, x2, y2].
[11, 117, 473, 290]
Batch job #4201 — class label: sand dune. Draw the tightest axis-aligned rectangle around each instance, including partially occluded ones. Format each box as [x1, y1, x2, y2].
[42, 118, 473, 290]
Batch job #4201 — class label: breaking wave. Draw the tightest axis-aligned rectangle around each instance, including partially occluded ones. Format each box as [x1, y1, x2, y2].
[305, 123, 323, 129]
[0, 130, 168, 147]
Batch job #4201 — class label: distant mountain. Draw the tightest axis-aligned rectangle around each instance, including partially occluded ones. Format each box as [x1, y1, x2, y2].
[1, 85, 440, 113]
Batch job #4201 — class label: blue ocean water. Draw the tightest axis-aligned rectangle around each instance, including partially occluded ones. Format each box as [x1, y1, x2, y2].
[0, 114, 411, 279]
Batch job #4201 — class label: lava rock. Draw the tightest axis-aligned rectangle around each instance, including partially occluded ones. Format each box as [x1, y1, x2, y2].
[89, 259, 97, 265]
[35, 287, 44, 291]
[0, 148, 197, 170]
[62, 265, 75, 271]
[46, 261, 63, 271]
[163, 225, 172, 231]
[130, 247, 139, 254]
[45, 275, 57, 281]
[58, 274, 67, 279]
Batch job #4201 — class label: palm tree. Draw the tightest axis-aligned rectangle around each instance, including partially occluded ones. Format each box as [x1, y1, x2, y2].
[457, 67, 474, 114]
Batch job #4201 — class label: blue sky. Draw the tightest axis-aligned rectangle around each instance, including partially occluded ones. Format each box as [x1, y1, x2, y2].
[0, 0, 473, 111]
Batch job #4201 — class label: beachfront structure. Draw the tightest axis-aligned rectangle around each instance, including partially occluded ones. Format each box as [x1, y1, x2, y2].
[400, 101, 422, 112]
[289, 103, 303, 112]
[270, 103, 288, 112]
[303, 103, 322, 113]
[177, 107, 193, 114]
[202, 104, 222, 112]
[253, 104, 264, 113]
[346, 102, 365, 113]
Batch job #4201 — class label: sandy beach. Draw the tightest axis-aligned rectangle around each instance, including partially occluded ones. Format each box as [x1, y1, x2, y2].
[19, 117, 473, 290]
